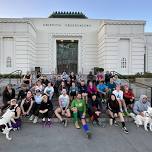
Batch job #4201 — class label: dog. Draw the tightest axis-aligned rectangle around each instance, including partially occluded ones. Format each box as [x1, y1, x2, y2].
[0, 108, 15, 140]
[130, 107, 152, 131]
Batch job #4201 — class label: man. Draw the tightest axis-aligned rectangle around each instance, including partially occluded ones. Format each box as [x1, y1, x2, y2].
[133, 95, 150, 116]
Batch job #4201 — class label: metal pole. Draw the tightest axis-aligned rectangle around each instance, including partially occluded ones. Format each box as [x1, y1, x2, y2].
[151, 87, 152, 107]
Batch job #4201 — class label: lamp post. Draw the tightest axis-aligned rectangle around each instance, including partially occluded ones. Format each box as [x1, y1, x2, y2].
[144, 45, 146, 74]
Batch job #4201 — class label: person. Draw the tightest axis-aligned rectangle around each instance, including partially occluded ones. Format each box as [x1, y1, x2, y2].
[9, 99, 22, 130]
[78, 80, 88, 103]
[71, 93, 91, 139]
[44, 82, 54, 101]
[87, 71, 95, 84]
[96, 80, 108, 101]
[41, 75, 49, 87]
[69, 72, 76, 84]
[113, 74, 121, 85]
[87, 81, 97, 99]
[69, 82, 78, 100]
[39, 94, 53, 124]
[123, 85, 135, 111]
[35, 80, 44, 93]
[105, 71, 112, 84]
[23, 71, 32, 87]
[88, 94, 102, 126]
[107, 94, 129, 134]
[20, 91, 34, 117]
[29, 89, 42, 123]
[113, 84, 128, 115]
[58, 81, 68, 95]
[55, 88, 71, 127]
[107, 77, 116, 95]
[54, 75, 62, 95]
[2, 84, 15, 111]
[17, 83, 29, 104]
[96, 71, 105, 82]
[61, 71, 69, 82]
[133, 95, 151, 116]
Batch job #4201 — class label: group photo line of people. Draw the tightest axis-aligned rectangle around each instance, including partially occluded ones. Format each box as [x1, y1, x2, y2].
[0, 70, 151, 138]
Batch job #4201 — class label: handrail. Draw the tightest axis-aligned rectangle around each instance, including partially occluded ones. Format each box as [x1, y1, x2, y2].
[110, 71, 128, 79]
[110, 70, 152, 105]
[0, 70, 22, 84]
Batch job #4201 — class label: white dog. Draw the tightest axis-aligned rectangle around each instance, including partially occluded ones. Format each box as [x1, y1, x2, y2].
[130, 107, 152, 131]
[0, 108, 15, 140]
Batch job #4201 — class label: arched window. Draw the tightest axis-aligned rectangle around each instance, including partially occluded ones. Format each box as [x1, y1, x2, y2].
[121, 58, 127, 68]
[6, 57, 12, 67]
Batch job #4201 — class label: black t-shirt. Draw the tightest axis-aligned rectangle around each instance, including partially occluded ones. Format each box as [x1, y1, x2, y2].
[39, 101, 53, 111]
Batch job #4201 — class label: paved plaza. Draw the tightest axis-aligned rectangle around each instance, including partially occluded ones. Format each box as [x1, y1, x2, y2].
[0, 122, 152, 152]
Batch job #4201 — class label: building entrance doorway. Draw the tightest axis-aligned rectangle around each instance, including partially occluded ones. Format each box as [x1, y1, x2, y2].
[56, 40, 78, 74]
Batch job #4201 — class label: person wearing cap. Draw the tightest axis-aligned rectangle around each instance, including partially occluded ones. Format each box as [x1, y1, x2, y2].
[9, 99, 22, 130]
[133, 95, 151, 116]
[29, 89, 42, 123]
[55, 88, 71, 127]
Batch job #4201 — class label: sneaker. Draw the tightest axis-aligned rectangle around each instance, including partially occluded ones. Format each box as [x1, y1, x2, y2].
[29, 115, 34, 121]
[33, 117, 38, 124]
[64, 119, 68, 127]
[42, 118, 45, 122]
[62, 119, 66, 125]
[86, 131, 92, 139]
[122, 127, 129, 134]
[75, 121, 80, 129]
[114, 121, 119, 127]
[124, 112, 129, 117]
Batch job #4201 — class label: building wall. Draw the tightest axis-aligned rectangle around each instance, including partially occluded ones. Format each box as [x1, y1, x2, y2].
[98, 20, 145, 75]
[0, 18, 149, 75]
[145, 33, 152, 72]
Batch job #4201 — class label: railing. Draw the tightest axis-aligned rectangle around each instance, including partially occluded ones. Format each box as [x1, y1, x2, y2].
[110, 71, 152, 105]
[130, 81, 152, 106]
[0, 70, 22, 84]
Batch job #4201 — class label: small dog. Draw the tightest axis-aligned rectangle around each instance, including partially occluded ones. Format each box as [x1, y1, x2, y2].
[130, 107, 152, 131]
[0, 108, 15, 140]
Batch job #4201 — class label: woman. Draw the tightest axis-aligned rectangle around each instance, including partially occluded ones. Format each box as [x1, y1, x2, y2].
[87, 81, 97, 99]
[39, 94, 53, 123]
[10, 99, 22, 130]
[20, 90, 34, 117]
[107, 94, 128, 134]
[123, 85, 135, 111]
[23, 71, 32, 87]
[71, 93, 91, 139]
[44, 82, 54, 101]
[55, 88, 71, 127]
[88, 94, 102, 126]
[69, 82, 78, 100]
[2, 84, 15, 111]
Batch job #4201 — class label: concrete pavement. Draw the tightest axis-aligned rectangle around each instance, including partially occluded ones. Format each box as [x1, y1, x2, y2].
[0, 122, 152, 152]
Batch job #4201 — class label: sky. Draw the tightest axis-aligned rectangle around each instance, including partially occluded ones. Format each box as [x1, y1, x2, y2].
[0, 0, 151, 32]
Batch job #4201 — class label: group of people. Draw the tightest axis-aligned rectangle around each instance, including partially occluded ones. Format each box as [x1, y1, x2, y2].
[0, 70, 151, 138]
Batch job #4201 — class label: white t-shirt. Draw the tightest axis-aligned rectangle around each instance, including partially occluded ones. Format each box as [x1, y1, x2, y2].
[113, 90, 123, 100]
[59, 94, 69, 108]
